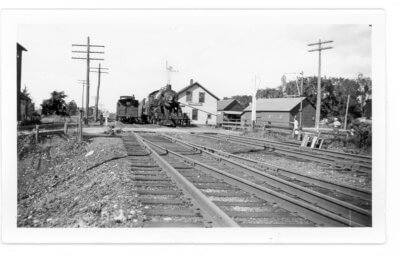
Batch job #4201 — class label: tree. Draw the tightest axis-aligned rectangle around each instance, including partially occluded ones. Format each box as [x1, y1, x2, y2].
[22, 85, 31, 99]
[224, 95, 253, 108]
[19, 85, 39, 124]
[356, 73, 372, 116]
[224, 75, 371, 123]
[41, 91, 68, 116]
[66, 100, 78, 116]
[256, 88, 283, 99]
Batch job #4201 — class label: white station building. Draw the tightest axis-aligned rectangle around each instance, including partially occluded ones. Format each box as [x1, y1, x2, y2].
[177, 80, 220, 126]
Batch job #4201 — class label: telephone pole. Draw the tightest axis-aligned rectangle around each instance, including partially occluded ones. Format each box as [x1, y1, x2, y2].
[282, 72, 304, 129]
[72, 37, 105, 124]
[251, 74, 260, 128]
[308, 39, 333, 130]
[77, 79, 86, 111]
[299, 71, 304, 129]
[90, 64, 109, 122]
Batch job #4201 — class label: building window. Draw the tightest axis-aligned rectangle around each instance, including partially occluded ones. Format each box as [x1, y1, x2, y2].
[186, 91, 192, 102]
[207, 114, 212, 119]
[192, 109, 198, 120]
[199, 92, 205, 103]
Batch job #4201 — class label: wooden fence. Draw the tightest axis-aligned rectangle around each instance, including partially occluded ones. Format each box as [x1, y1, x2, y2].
[220, 119, 294, 131]
[18, 122, 81, 143]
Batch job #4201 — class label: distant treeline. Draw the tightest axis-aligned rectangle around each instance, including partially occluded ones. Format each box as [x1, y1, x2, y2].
[224, 74, 372, 121]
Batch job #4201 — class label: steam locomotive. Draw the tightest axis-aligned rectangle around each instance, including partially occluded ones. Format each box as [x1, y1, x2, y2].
[116, 84, 190, 127]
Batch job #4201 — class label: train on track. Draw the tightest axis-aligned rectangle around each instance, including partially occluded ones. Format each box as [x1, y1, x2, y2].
[116, 84, 191, 127]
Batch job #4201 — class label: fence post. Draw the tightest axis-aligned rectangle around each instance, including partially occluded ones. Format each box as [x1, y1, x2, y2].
[35, 125, 39, 144]
[64, 122, 68, 135]
[78, 115, 83, 142]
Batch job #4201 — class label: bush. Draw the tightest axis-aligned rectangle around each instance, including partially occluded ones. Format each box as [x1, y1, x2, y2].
[348, 120, 372, 149]
[19, 113, 41, 126]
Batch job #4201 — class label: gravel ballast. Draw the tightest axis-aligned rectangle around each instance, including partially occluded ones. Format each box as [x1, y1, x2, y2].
[17, 136, 145, 227]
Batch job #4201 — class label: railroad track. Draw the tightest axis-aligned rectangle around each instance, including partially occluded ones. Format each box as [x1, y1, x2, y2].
[192, 133, 372, 173]
[163, 134, 372, 203]
[133, 132, 371, 227]
[122, 134, 237, 227]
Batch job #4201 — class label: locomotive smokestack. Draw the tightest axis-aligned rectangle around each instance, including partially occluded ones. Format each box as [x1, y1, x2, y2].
[190, 79, 193, 85]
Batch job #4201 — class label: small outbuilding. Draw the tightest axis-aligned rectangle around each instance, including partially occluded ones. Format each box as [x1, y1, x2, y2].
[216, 99, 244, 127]
[241, 97, 316, 128]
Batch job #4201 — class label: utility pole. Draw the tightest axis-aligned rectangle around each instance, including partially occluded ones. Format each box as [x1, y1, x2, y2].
[298, 72, 304, 129]
[282, 72, 304, 127]
[77, 80, 86, 111]
[344, 94, 350, 130]
[90, 64, 109, 122]
[72, 37, 105, 124]
[308, 39, 333, 130]
[251, 74, 260, 128]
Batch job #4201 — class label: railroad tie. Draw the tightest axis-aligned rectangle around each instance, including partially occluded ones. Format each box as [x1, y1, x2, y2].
[144, 208, 201, 217]
[134, 189, 180, 195]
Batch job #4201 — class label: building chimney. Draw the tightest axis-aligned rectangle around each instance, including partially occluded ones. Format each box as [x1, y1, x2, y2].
[190, 79, 193, 85]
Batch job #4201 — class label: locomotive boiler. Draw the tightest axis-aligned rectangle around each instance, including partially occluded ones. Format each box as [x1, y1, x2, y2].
[142, 84, 190, 127]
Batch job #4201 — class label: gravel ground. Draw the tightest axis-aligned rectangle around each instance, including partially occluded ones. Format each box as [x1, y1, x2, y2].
[167, 132, 371, 191]
[17, 135, 145, 227]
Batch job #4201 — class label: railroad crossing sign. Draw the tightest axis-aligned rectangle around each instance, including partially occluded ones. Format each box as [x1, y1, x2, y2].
[104, 110, 109, 125]
[104, 110, 109, 118]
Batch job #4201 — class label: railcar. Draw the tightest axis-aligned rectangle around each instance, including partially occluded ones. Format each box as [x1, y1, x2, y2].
[116, 95, 139, 123]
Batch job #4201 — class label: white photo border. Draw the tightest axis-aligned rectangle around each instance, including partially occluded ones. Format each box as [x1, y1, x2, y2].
[1, 9, 386, 244]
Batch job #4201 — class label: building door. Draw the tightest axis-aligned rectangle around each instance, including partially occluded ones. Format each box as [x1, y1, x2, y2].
[192, 109, 198, 121]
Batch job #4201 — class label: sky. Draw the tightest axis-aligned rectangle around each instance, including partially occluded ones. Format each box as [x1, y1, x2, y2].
[18, 18, 371, 113]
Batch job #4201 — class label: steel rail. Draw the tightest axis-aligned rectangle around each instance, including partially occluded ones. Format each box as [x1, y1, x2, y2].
[218, 133, 372, 164]
[194, 133, 339, 164]
[140, 135, 362, 227]
[229, 135, 372, 172]
[194, 133, 371, 173]
[159, 134, 371, 226]
[162, 134, 372, 201]
[132, 132, 239, 227]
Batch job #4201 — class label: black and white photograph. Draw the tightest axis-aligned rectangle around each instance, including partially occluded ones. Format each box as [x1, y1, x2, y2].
[1, 9, 387, 244]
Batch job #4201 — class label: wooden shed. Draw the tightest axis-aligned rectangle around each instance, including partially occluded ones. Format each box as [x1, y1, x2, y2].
[216, 99, 244, 127]
[241, 97, 316, 128]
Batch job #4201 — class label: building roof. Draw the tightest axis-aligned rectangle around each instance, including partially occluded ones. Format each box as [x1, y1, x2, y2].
[242, 97, 307, 112]
[217, 99, 237, 111]
[177, 82, 220, 101]
[17, 43, 27, 52]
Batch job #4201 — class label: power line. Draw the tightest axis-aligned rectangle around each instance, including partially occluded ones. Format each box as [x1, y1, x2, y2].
[308, 39, 333, 130]
[72, 37, 105, 124]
